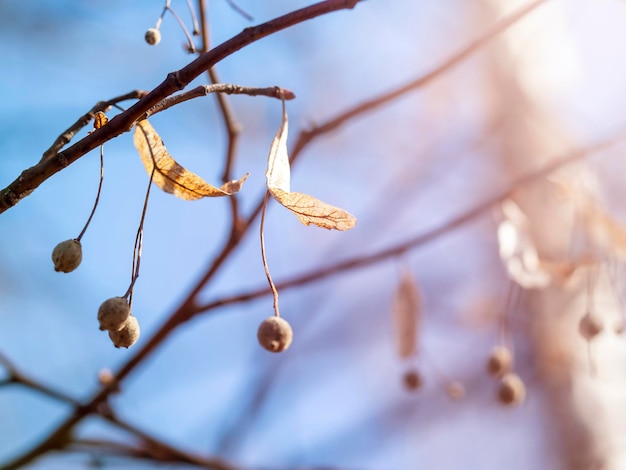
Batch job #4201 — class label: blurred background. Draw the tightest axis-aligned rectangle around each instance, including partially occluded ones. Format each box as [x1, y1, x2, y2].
[2, 0, 626, 468]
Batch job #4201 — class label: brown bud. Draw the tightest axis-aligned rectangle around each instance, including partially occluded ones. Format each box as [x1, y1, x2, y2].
[52, 239, 82, 273]
[497, 372, 526, 406]
[487, 345, 513, 377]
[257, 316, 293, 353]
[109, 315, 140, 348]
[98, 297, 130, 332]
[579, 312, 603, 341]
[403, 369, 422, 391]
[145, 28, 161, 45]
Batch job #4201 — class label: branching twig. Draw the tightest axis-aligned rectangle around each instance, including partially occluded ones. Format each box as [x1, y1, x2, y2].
[290, 0, 549, 158]
[141, 84, 295, 120]
[39, 90, 147, 163]
[0, 0, 364, 215]
[192, 133, 624, 316]
[0, 2, 553, 468]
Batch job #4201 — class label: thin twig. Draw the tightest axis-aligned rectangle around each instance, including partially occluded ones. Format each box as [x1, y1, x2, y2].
[0, 3, 552, 467]
[141, 84, 295, 120]
[289, 0, 549, 158]
[192, 133, 625, 316]
[0, 0, 364, 215]
[103, 414, 239, 470]
[39, 91, 147, 163]
[225, 0, 253, 21]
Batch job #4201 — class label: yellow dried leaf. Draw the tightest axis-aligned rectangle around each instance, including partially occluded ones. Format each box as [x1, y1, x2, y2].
[393, 269, 421, 358]
[269, 188, 356, 231]
[133, 120, 248, 200]
[265, 103, 356, 231]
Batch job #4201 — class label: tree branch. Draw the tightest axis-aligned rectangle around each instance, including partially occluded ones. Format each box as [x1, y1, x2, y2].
[192, 132, 624, 315]
[0, 0, 363, 215]
[141, 84, 295, 120]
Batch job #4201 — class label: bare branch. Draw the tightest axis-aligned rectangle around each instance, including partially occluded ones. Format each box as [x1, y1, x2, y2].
[142, 84, 295, 120]
[0, 0, 364, 215]
[192, 132, 625, 315]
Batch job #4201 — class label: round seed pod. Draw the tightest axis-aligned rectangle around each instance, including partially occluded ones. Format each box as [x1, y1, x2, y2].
[487, 345, 513, 377]
[109, 315, 140, 349]
[446, 381, 465, 401]
[579, 312, 603, 340]
[497, 372, 526, 406]
[52, 239, 82, 273]
[98, 297, 130, 331]
[403, 369, 422, 391]
[257, 316, 293, 353]
[145, 28, 161, 45]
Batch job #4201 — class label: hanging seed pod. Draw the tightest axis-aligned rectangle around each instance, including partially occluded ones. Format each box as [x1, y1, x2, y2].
[109, 315, 140, 348]
[98, 297, 131, 332]
[446, 382, 465, 401]
[497, 372, 526, 406]
[487, 345, 513, 377]
[257, 316, 293, 353]
[579, 312, 603, 341]
[145, 28, 161, 45]
[52, 239, 82, 273]
[403, 369, 422, 391]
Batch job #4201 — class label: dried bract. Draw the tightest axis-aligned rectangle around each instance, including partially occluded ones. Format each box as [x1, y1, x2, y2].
[109, 315, 140, 349]
[257, 316, 293, 353]
[52, 239, 82, 273]
[98, 297, 131, 332]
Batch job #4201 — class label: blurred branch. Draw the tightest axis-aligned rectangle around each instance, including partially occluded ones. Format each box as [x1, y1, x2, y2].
[0, 350, 80, 406]
[0, 1, 554, 468]
[0, 0, 364, 215]
[197, 0, 246, 240]
[291, 0, 549, 157]
[193, 131, 625, 315]
[104, 414, 239, 469]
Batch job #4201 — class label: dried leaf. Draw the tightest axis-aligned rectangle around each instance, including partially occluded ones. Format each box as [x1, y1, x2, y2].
[265, 104, 356, 231]
[393, 269, 421, 358]
[134, 120, 248, 200]
[497, 200, 551, 288]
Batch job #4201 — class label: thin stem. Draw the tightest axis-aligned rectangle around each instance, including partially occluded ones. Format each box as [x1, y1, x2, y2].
[124, 166, 156, 306]
[76, 144, 104, 241]
[186, 0, 200, 34]
[166, 5, 197, 52]
[260, 191, 280, 317]
[155, 0, 171, 29]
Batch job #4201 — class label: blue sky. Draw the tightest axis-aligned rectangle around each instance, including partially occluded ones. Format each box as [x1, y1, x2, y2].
[3, 1, 626, 469]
